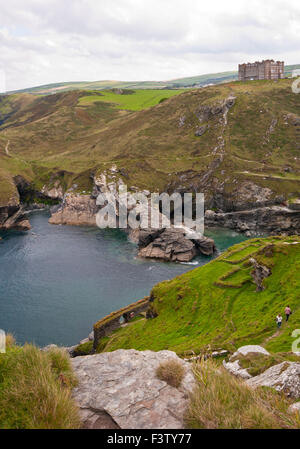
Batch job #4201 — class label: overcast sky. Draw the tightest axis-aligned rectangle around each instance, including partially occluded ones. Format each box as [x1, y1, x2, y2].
[0, 0, 299, 91]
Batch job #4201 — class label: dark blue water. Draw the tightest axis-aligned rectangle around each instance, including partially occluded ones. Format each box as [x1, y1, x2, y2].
[0, 211, 248, 346]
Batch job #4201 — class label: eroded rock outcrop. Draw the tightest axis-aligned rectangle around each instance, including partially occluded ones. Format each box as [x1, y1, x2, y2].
[49, 172, 216, 262]
[71, 349, 195, 429]
[49, 193, 98, 226]
[246, 362, 300, 398]
[205, 205, 300, 236]
[0, 205, 31, 231]
[137, 227, 215, 262]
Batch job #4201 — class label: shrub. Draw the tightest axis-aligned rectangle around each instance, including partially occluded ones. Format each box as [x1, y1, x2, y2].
[185, 358, 300, 429]
[156, 359, 185, 388]
[0, 344, 80, 429]
[73, 341, 93, 356]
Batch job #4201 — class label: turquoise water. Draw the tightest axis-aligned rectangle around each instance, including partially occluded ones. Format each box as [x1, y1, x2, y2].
[0, 211, 248, 347]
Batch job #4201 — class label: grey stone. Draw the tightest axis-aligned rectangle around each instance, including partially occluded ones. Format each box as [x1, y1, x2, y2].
[222, 359, 252, 379]
[246, 362, 300, 398]
[71, 349, 195, 429]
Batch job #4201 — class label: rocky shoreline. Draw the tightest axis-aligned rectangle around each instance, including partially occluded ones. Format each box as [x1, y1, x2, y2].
[1, 170, 300, 262]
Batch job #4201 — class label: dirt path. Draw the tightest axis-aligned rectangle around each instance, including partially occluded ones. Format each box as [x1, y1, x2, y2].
[5, 140, 10, 156]
[263, 329, 281, 345]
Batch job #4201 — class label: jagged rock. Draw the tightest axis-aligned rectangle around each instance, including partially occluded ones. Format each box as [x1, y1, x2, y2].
[71, 349, 195, 429]
[49, 193, 98, 226]
[48, 174, 215, 262]
[222, 359, 252, 379]
[1, 206, 31, 231]
[204, 205, 300, 235]
[137, 227, 215, 262]
[246, 362, 300, 398]
[194, 236, 216, 256]
[41, 180, 64, 200]
[249, 258, 271, 291]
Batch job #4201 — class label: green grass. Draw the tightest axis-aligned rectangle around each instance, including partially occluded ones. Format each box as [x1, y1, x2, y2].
[78, 89, 185, 111]
[186, 358, 300, 429]
[95, 236, 300, 355]
[0, 337, 80, 429]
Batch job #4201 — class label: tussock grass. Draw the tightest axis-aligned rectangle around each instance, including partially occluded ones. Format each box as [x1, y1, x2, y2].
[156, 359, 185, 388]
[185, 359, 300, 429]
[0, 344, 80, 429]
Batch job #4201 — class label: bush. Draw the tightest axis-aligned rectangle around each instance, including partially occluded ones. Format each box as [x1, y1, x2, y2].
[185, 358, 300, 429]
[73, 341, 93, 356]
[0, 344, 80, 429]
[156, 359, 185, 388]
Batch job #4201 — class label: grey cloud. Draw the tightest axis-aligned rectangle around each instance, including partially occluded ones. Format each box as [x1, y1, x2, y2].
[0, 0, 299, 91]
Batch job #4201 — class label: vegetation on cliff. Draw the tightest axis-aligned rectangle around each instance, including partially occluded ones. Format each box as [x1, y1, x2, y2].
[0, 78, 299, 209]
[96, 236, 300, 355]
[0, 336, 80, 429]
[186, 358, 300, 429]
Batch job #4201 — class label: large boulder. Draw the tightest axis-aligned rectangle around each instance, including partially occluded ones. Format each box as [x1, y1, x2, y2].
[71, 349, 195, 429]
[246, 362, 300, 398]
[49, 193, 98, 226]
[137, 227, 215, 262]
[223, 346, 271, 379]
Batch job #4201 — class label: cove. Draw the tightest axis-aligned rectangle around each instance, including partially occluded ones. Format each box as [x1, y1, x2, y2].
[0, 210, 248, 347]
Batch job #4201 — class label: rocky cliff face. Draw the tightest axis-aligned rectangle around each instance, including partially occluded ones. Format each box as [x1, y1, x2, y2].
[205, 205, 300, 236]
[49, 173, 216, 261]
[49, 194, 98, 226]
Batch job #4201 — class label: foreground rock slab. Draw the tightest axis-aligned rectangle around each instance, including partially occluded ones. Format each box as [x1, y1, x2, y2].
[246, 362, 300, 398]
[71, 349, 195, 429]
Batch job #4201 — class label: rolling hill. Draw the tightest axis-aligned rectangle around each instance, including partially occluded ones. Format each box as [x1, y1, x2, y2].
[0, 78, 299, 213]
[7, 64, 300, 95]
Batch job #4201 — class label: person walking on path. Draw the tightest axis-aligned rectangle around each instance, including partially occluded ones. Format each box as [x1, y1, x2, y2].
[276, 314, 282, 329]
[285, 305, 292, 322]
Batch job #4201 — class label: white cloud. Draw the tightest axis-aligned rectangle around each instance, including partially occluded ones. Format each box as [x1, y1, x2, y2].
[0, 0, 299, 91]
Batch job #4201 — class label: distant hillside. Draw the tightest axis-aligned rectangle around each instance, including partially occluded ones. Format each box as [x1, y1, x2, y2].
[9, 64, 300, 95]
[95, 236, 300, 355]
[0, 77, 299, 211]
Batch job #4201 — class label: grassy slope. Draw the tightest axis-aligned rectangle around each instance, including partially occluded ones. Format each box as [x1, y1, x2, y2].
[186, 358, 300, 429]
[0, 78, 299, 206]
[8, 64, 300, 94]
[97, 236, 300, 356]
[78, 89, 185, 111]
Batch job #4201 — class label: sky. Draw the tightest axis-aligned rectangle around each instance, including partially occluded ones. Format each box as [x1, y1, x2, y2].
[0, 0, 299, 91]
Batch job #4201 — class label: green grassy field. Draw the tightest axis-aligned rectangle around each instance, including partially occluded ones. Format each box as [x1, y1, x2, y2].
[95, 236, 300, 356]
[78, 89, 185, 111]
